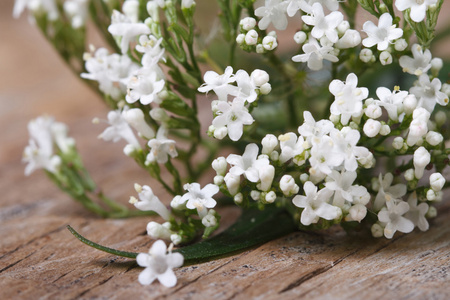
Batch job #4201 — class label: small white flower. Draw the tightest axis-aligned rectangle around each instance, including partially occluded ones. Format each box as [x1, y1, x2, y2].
[329, 73, 368, 125]
[405, 192, 429, 231]
[347, 204, 367, 222]
[126, 68, 165, 105]
[262, 35, 278, 50]
[298, 111, 334, 145]
[180, 183, 219, 218]
[426, 131, 443, 146]
[227, 143, 260, 182]
[64, 0, 88, 28]
[373, 173, 407, 211]
[374, 87, 408, 121]
[280, 175, 300, 196]
[240, 17, 257, 30]
[394, 38, 408, 51]
[147, 221, 172, 240]
[136, 240, 184, 287]
[255, 0, 289, 30]
[362, 13, 403, 51]
[406, 107, 430, 146]
[378, 199, 414, 239]
[410, 74, 449, 113]
[395, 0, 438, 23]
[198, 66, 237, 101]
[261, 134, 278, 155]
[359, 48, 374, 63]
[108, 10, 151, 54]
[278, 132, 305, 164]
[245, 29, 259, 45]
[324, 170, 369, 207]
[147, 126, 178, 164]
[136, 35, 166, 68]
[379, 51, 393, 65]
[302, 3, 343, 43]
[202, 210, 217, 227]
[212, 98, 254, 141]
[399, 44, 431, 76]
[131, 184, 170, 220]
[98, 109, 141, 150]
[212, 156, 228, 176]
[335, 30, 361, 49]
[292, 37, 339, 71]
[292, 181, 341, 226]
[365, 104, 382, 119]
[122, 108, 155, 139]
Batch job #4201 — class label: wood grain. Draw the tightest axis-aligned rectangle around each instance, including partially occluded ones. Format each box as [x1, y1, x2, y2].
[1, 1, 450, 299]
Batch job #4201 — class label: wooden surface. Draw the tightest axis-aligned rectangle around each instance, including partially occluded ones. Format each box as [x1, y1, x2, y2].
[2, 2, 450, 299]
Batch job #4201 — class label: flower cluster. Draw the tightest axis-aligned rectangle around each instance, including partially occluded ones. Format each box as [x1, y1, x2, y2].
[19, 0, 449, 289]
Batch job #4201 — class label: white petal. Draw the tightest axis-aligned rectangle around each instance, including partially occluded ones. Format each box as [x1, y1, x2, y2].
[157, 269, 177, 287]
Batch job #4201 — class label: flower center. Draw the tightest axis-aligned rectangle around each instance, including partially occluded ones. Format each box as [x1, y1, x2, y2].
[150, 255, 168, 274]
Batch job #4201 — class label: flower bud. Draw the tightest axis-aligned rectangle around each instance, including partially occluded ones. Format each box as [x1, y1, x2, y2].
[224, 173, 240, 195]
[212, 156, 227, 175]
[236, 33, 245, 45]
[147, 221, 172, 239]
[260, 83, 272, 94]
[337, 20, 350, 35]
[426, 189, 436, 201]
[258, 164, 275, 191]
[262, 36, 277, 50]
[426, 131, 443, 146]
[234, 193, 243, 204]
[256, 44, 265, 53]
[251, 69, 270, 86]
[431, 57, 443, 75]
[170, 234, 182, 245]
[371, 223, 384, 238]
[392, 137, 404, 150]
[170, 195, 186, 210]
[262, 134, 278, 154]
[123, 144, 137, 156]
[404, 168, 415, 181]
[150, 107, 170, 123]
[426, 206, 437, 218]
[280, 175, 299, 196]
[380, 51, 393, 65]
[320, 36, 333, 47]
[123, 108, 155, 139]
[202, 212, 217, 227]
[293, 31, 307, 44]
[245, 29, 258, 45]
[435, 110, 447, 127]
[360, 49, 373, 63]
[335, 29, 361, 49]
[348, 204, 367, 222]
[265, 191, 276, 203]
[394, 39, 408, 51]
[213, 126, 228, 139]
[430, 173, 445, 191]
[363, 119, 381, 137]
[270, 150, 279, 161]
[300, 173, 309, 183]
[413, 146, 430, 179]
[250, 190, 261, 201]
[214, 175, 224, 185]
[365, 104, 382, 119]
[379, 124, 391, 136]
[240, 17, 256, 31]
[403, 94, 418, 114]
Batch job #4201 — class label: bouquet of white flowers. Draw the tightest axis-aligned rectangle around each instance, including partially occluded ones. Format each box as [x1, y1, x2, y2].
[17, 0, 449, 288]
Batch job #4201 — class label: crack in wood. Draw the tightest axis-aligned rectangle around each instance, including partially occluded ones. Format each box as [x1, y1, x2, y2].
[279, 250, 359, 294]
[73, 275, 115, 299]
[0, 225, 67, 260]
[166, 251, 254, 297]
[52, 270, 74, 283]
[369, 234, 405, 256]
[0, 250, 37, 274]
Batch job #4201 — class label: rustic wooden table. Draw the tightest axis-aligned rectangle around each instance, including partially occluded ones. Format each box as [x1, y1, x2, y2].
[1, 2, 450, 299]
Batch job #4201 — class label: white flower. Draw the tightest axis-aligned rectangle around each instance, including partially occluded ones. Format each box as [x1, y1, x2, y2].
[362, 13, 403, 51]
[309, 135, 343, 174]
[261, 134, 278, 154]
[147, 221, 173, 240]
[410, 74, 449, 113]
[405, 192, 429, 231]
[240, 17, 257, 30]
[147, 127, 178, 164]
[347, 204, 367, 222]
[81, 48, 139, 100]
[255, 0, 289, 30]
[394, 38, 408, 51]
[399, 44, 432, 76]
[278, 132, 305, 164]
[108, 10, 151, 54]
[180, 183, 219, 218]
[298, 111, 334, 145]
[202, 210, 217, 227]
[292, 181, 341, 226]
[98, 109, 141, 150]
[255, 158, 275, 191]
[332, 128, 371, 171]
[395, 0, 438, 23]
[359, 48, 374, 63]
[136, 35, 166, 68]
[379, 51, 393, 65]
[227, 143, 260, 182]
[234, 70, 258, 103]
[136, 240, 184, 287]
[198, 66, 237, 101]
[292, 37, 338, 71]
[224, 173, 241, 195]
[301, 3, 343, 43]
[378, 199, 414, 239]
[126, 68, 165, 105]
[130, 184, 170, 220]
[262, 35, 278, 50]
[245, 30, 259, 45]
[329, 73, 368, 125]
[373, 173, 407, 211]
[324, 170, 369, 207]
[374, 87, 408, 121]
[13, 0, 59, 20]
[426, 131, 443, 146]
[212, 98, 254, 141]
[365, 104, 382, 119]
[23, 116, 64, 176]
[286, 0, 306, 17]
[300, 0, 340, 13]
[212, 156, 228, 176]
[413, 146, 430, 179]
[181, 0, 195, 9]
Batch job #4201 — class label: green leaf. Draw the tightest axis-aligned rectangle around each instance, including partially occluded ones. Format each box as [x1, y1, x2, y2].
[67, 207, 297, 264]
